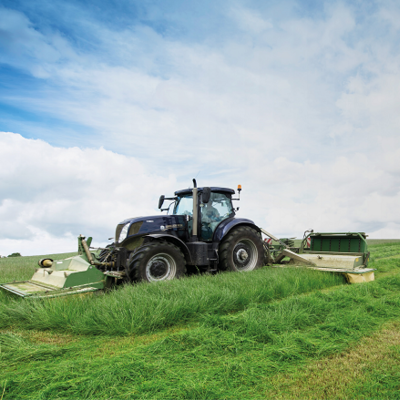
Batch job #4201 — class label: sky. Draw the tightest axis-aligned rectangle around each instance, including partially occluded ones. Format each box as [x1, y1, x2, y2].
[1, 0, 400, 255]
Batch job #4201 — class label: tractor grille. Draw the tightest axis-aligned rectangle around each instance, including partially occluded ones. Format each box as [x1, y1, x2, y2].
[128, 222, 143, 236]
[115, 222, 143, 243]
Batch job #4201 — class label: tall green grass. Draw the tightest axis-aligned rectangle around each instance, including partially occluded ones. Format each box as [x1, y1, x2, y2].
[2, 275, 400, 399]
[1, 242, 400, 399]
[2, 241, 400, 337]
[0, 267, 345, 335]
[371, 257, 400, 274]
[369, 241, 400, 261]
[202, 276, 400, 349]
[368, 242, 400, 274]
[367, 239, 400, 245]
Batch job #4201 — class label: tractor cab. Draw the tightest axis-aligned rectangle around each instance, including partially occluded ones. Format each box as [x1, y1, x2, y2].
[171, 187, 236, 241]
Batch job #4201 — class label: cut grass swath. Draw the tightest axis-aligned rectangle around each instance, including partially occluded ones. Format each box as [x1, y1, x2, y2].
[266, 320, 400, 399]
[1, 242, 400, 337]
[1, 274, 400, 399]
[0, 266, 345, 335]
[0, 241, 400, 399]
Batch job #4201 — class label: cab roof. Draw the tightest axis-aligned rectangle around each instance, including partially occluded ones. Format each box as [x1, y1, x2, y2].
[175, 187, 235, 196]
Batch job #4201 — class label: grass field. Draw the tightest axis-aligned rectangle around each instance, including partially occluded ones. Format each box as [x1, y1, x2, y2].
[1, 240, 400, 399]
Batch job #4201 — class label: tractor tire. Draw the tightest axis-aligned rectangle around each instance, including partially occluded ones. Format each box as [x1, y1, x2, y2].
[219, 226, 264, 272]
[128, 241, 186, 282]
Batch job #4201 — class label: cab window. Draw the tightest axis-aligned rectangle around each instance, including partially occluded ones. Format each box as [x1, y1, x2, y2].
[201, 192, 234, 240]
[172, 195, 193, 216]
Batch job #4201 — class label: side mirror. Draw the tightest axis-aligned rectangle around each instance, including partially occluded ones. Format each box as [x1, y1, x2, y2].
[202, 187, 211, 204]
[158, 195, 165, 209]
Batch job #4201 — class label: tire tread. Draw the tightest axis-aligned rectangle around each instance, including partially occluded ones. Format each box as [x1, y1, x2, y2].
[128, 241, 185, 281]
[219, 226, 264, 272]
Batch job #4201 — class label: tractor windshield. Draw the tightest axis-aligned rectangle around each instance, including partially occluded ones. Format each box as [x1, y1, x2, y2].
[172, 194, 193, 216]
[172, 191, 234, 240]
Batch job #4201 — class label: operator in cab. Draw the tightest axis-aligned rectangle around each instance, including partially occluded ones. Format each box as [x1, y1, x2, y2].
[201, 194, 222, 240]
[202, 201, 220, 222]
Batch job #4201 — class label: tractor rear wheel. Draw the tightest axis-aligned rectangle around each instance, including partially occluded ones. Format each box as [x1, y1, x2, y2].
[128, 241, 186, 282]
[219, 227, 264, 272]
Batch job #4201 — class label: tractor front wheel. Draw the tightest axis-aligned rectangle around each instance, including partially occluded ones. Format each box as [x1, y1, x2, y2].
[128, 241, 186, 282]
[219, 227, 264, 272]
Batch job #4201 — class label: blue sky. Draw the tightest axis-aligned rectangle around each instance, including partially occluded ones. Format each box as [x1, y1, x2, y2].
[1, 0, 400, 254]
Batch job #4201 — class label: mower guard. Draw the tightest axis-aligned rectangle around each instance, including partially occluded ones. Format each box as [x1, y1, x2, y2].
[0, 280, 102, 298]
[0, 236, 107, 298]
[263, 231, 376, 283]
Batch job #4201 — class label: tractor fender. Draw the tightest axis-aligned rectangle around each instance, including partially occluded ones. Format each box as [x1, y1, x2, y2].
[213, 218, 261, 243]
[144, 233, 192, 264]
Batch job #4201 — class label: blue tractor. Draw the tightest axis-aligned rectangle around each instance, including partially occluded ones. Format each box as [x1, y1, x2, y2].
[0, 180, 266, 298]
[109, 179, 265, 282]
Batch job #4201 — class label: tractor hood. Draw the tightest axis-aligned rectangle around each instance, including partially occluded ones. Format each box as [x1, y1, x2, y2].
[115, 215, 187, 244]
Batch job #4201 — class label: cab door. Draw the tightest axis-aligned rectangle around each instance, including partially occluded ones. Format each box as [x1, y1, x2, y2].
[200, 192, 235, 241]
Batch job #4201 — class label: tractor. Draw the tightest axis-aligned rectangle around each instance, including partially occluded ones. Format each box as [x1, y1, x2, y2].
[1, 180, 265, 297]
[101, 179, 265, 282]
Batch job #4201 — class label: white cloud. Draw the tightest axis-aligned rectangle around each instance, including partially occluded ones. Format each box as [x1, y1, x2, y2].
[0, 132, 177, 255]
[229, 6, 273, 34]
[238, 149, 400, 239]
[2, 129, 399, 258]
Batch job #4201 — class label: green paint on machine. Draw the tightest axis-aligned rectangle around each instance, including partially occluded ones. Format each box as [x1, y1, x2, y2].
[0, 236, 107, 298]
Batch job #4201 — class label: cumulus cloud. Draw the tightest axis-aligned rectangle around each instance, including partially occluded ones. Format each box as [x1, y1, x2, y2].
[1, 128, 399, 258]
[240, 152, 400, 239]
[0, 132, 176, 255]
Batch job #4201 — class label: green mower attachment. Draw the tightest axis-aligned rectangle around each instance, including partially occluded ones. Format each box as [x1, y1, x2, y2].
[0, 236, 112, 298]
[262, 230, 375, 283]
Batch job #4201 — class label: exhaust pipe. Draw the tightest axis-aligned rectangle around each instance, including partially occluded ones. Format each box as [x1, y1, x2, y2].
[192, 179, 198, 241]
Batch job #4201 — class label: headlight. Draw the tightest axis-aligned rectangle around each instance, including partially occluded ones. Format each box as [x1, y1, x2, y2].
[118, 223, 130, 243]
